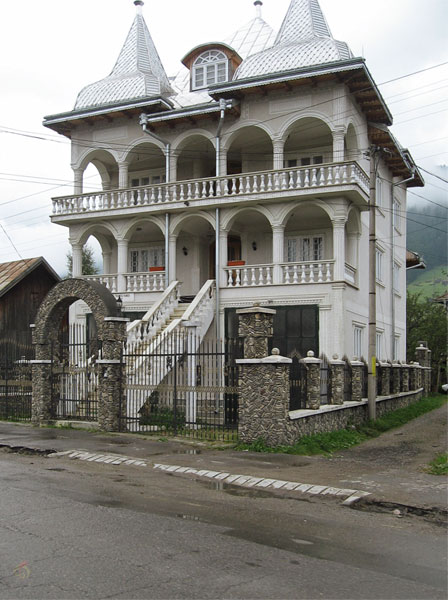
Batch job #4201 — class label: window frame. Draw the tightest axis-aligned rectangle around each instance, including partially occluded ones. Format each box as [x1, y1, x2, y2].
[285, 233, 325, 263]
[192, 50, 229, 91]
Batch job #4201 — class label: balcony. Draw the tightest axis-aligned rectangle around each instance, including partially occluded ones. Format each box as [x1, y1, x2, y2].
[51, 161, 369, 219]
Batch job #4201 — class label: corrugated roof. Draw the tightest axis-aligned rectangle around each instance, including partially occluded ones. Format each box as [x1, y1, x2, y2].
[75, 4, 173, 110]
[235, 0, 353, 80]
[0, 257, 60, 298]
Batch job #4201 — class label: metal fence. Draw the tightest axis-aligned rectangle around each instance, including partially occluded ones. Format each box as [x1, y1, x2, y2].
[0, 341, 34, 421]
[122, 332, 240, 441]
[289, 351, 307, 410]
[320, 354, 330, 405]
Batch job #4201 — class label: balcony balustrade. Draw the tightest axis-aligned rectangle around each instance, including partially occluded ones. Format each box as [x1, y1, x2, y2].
[224, 260, 335, 287]
[52, 162, 369, 217]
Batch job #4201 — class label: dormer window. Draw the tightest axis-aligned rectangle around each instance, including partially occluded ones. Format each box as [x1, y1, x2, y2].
[193, 50, 228, 90]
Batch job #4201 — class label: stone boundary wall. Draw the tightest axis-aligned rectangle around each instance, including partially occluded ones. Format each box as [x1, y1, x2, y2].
[284, 389, 423, 443]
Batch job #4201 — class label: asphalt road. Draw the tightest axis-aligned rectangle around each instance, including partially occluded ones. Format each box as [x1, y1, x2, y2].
[0, 449, 446, 599]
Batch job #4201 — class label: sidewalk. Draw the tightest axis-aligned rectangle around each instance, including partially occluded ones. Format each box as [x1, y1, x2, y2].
[1, 405, 447, 512]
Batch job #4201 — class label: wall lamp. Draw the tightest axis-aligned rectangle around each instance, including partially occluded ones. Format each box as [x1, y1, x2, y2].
[116, 296, 123, 315]
[252, 241, 257, 251]
[182, 246, 188, 256]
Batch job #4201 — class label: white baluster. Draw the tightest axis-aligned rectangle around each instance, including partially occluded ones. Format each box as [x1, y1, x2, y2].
[150, 187, 156, 203]
[304, 169, 310, 187]
[292, 265, 299, 284]
[319, 167, 326, 186]
[318, 263, 323, 283]
[266, 267, 272, 285]
[227, 269, 233, 287]
[194, 182, 200, 199]
[342, 165, 348, 183]
[311, 168, 318, 187]
[334, 166, 340, 184]
[231, 178, 237, 195]
[252, 175, 258, 193]
[260, 174, 265, 192]
[284, 267, 290, 284]
[201, 181, 207, 198]
[52, 200, 57, 214]
[326, 263, 332, 281]
[238, 177, 244, 194]
[289, 171, 295, 189]
[187, 183, 192, 200]
[179, 184, 185, 202]
[245, 176, 251, 194]
[267, 173, 273, 191]
[327, 166, 333, 186]
[350, 164, 357, 183]
[235, 269, 241, 287]
[309, 264, 315, 283]
[281, 172, 288, 190]
[301, 264, 306, 283]
[242, 268, 249, 286]
[223, 178, 229, 196]
[250, 268, 257, 286]
[274, 172, 280, 190]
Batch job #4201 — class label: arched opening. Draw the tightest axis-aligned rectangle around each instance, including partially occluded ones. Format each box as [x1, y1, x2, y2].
[346, 208, 361, 283]
[345, 123, 360, 161]
[127, 142, 166, 187]
[79, 149, 118, 191]
[226, 127, 273, 175]
[176, 136, 216, 181]
[284, 118, 333, 167]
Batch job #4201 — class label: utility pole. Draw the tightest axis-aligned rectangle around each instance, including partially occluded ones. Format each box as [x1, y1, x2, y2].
[368, 146, 379, 421]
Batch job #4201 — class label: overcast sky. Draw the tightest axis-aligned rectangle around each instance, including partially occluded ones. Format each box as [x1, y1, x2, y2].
[0, 0, 447, 275]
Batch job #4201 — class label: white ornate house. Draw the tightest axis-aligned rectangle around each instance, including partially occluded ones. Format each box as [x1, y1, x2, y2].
[44, 0, 423, 362]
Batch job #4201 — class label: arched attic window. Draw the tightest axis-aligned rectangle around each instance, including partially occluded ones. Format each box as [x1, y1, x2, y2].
[193, 50, 228, 90]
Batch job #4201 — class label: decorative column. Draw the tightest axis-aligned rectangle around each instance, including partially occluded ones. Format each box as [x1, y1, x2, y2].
[332, 216, 347, 281]
[350, 359, 364, 402]
[71, 243, 83, 277]
[302, 351, 322, 410]
[102, 251, 112, 275]
[169, 152, 178, 183]
[329, 355, 345, 405]
[272, 224, 285, 285]
[219, 148, 227, 177]
[118, 161, 129, 189]
[219, 229, 228, 287]
[73, 168, 84, 195]
[168, 235, 177, 283]
[117, 239, 128, 293]
[273, 139, 285, 170]
[332, 126, 346, 163]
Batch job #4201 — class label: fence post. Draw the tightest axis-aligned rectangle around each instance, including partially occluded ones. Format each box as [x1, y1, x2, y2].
[302, 351, 322, 409]
[350, 359, 364, 402]
[391, 362, 401, 394]
[409, 363, 419, 390]
[379, 361, 391, 396]
[401, 362, 410, 392]
[329, 355, 345, 405]
[236, 303, 276, 359]
[415, 342, 431, 395]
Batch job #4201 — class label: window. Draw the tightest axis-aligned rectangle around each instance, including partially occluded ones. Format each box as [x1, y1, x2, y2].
[353, 325, 364, 359]
[376, 331, 383, 360]
[193, 50, 228, 90]
[286, 235, 324, 262]
[284, 156, 323, 169]
[375, 247, 384, 282]
[129, 247, 164, 272]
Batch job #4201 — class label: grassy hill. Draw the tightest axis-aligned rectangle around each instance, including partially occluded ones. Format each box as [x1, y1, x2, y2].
[407, 265, 447, 299]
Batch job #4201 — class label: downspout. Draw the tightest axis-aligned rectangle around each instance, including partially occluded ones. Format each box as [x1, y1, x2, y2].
[215, 99, 230, 340]
[140, 114, 171, 287]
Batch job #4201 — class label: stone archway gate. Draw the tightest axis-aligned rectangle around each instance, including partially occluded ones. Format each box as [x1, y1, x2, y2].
[31, 279, 127, 431]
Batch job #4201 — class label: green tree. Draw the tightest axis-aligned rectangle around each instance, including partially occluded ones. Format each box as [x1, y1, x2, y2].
[406, 291, 447, 391]
[66, 244, 99, 277]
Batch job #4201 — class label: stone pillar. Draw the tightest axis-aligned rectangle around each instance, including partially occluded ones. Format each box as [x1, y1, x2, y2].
[219, 230, 228, 287]
[97, 317, 128, 432]
[71, 243, 83, 277]
[236, 349, 292, 446]
[273, 139, 284, 170]
[302, 351, 322, 410]
[237, 305, 276, 359]
[168, 235, 177, 283]
[329, 355, 345, 405]
[118, 162, 129, 189]
[272, 224, 285, 285]
[401, 363, 410, 392]
[392, 362, 401, 394]
[409, 363, 419, 390]
[350, 359, 364, 402]
[117, 239, 128, 293]
[31, 359, 54, 425]
[379, 361, 391, 396]
[332, 217, 347, 281]
[73, 168, 84, 195]
[333, 126, 346, 163]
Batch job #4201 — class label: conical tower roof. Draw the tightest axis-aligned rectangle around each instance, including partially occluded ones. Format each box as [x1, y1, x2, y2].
[75, 1, 173, 110]
[235, 0, 353, 80]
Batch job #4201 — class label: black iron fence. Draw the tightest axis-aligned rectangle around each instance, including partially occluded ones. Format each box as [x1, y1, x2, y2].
[122, 332, 240, 441]
[289, 352, 307, 410]
[0, 342, 34, 422]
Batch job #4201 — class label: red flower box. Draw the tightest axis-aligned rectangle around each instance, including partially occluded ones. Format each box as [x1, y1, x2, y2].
[149, 266, 165, 272]
[227, 260, 245, 267]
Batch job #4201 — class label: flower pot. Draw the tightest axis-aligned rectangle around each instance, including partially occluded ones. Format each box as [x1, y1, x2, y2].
[227, 260, 245, 267]
[149, 266, 165, 272]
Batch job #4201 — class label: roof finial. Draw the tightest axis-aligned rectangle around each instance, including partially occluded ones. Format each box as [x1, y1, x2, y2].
[254, 1, 263, 19]
[134, 0, 144, 15]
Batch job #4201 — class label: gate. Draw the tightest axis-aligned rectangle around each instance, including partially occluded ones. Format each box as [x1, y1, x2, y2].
[123, 332, 239, 440]
[50, 325, 100, 421]
[289, 350, 307, 410]
[320, 354, 330, 405]
[0, 341, 33, 421]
